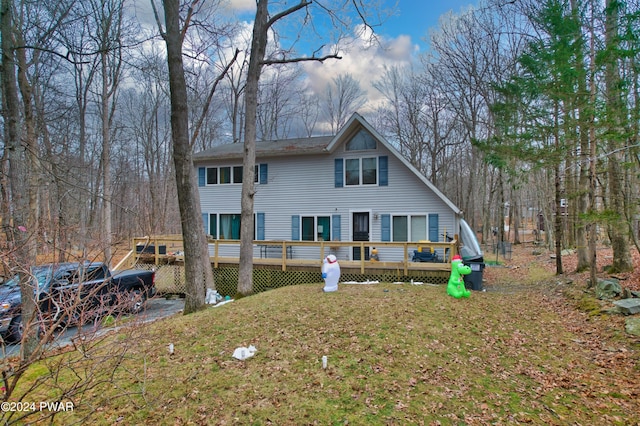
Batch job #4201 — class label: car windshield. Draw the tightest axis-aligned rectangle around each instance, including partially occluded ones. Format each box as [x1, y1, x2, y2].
[1, 266, 54, 290]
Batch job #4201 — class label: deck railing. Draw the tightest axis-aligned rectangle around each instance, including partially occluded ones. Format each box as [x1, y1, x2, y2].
[117, 235, 458, 275]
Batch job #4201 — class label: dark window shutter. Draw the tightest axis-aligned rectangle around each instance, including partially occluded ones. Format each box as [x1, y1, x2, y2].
[379, 156, 388, 186]
[429, 214, 439, 242]
[259, 163, 268, 184]
[332, 214, 341, 241]
[198, 167, 206, 186]
[334, 159, 343, 188]
[202, 213, 208, 234]
[381, 214, 391, 241]
[257, 212, 265, 240]
[291, 215, 300, 240]
[209, 214, 217, 239]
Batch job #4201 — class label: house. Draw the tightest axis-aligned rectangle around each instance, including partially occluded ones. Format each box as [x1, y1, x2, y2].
[192, 113, 464, 263]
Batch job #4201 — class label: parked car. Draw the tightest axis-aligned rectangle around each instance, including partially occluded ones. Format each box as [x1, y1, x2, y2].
[0, 262, 155, 342]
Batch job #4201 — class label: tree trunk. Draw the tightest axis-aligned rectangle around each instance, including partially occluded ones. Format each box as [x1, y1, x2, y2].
[163, 0, 214, 313]
[604, 0, 633, 273]
[571, 0, 591, 272]
[2, 0, 39, 359]
[238, 0, 269, 296]
[554, 101, 563, 275]
[588, 0, 598, 287]
[101, 50, 113, 263]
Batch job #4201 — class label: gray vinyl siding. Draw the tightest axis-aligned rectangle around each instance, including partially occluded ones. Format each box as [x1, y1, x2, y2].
[197, 142, 459, 261]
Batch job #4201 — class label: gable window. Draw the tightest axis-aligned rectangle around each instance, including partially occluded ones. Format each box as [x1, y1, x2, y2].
[346, 129, 377, 151]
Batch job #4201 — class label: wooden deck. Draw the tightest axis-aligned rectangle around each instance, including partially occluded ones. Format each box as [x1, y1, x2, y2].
[116, 236, 456, 275]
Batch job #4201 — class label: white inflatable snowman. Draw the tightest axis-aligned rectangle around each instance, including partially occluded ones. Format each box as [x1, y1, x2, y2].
[321, 254, 340, 292]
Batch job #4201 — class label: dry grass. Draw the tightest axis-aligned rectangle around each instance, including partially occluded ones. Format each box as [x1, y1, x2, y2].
[8, 244, 640, 425]
[24, 285, 637, 424]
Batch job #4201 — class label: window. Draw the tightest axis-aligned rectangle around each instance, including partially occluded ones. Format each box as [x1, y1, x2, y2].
[411, 216, 427, 241]
[317, 216, 330, 241]
[345, 157, 378, 186]
[219, 214, 241, 239]
[302, 217, 315, 241]
[345, 159, 360, 185]
[202, 164, 267, 186]
[335, 157, 387, 188]
[387, 214, 428, 242]
[346, 129, 377, 151]
[298, 216, 331, 241]
[362, 158, 377, 185]
[219, 167, 231, 184]
[233, 166, 243, 183]
[84, 266, 106, 282]
[393, 216, 408, 241]
[206, 167, 218, 185]
[207, 213, 262, 240]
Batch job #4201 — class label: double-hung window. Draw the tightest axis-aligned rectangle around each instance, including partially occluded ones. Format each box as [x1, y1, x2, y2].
[345, 157, 378, 186]
[390, 215, 428, 242]
[297, 216, 331, 241]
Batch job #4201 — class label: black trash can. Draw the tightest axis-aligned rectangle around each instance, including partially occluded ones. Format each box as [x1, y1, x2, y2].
[463, 256, 484, 291]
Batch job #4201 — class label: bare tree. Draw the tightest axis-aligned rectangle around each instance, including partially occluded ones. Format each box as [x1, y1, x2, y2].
[324, 73, 367, 133]
[298, 92, 321, 137]
[154, 0, 215, 313]
[154, 0, 241, 312]
[257, 64, 303, 140]
[85, 0, 128, 264]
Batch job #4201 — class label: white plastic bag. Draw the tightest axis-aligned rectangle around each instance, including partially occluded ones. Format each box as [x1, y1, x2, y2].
[232, 345, 257, 360]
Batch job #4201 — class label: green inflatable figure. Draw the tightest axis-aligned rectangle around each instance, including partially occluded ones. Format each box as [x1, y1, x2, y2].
[447, 254, 471, 299]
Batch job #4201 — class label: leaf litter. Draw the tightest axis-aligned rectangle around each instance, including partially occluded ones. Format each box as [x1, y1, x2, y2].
[37, 244, 640, 425]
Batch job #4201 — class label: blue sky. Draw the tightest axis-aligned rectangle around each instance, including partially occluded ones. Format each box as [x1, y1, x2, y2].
[226, 0, 479, 53]
[217, 0, 482, 120]
[385, 0, 479, 50]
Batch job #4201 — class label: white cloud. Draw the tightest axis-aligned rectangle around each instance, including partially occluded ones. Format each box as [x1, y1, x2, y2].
[301, 27, 417, 113]
[224, 0, 256, 13]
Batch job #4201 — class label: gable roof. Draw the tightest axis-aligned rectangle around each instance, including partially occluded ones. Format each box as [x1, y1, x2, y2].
[193, 113, 461, 215]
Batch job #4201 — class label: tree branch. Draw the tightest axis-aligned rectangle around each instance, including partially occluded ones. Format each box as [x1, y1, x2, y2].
[261, 52, 341, 66]
[181, 0, 201, 43]
[150, 0, 165, 39]
[191, 48, 241, 145]
[266, 0, 312, 29]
